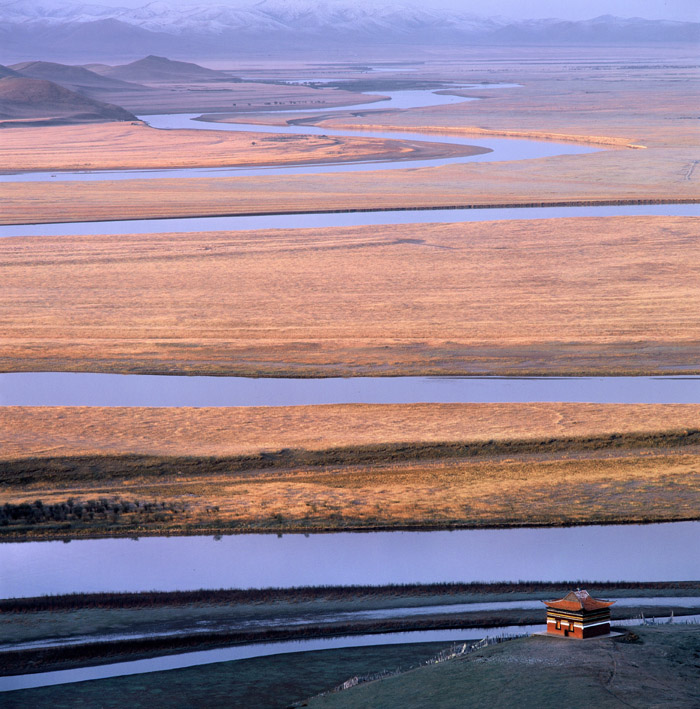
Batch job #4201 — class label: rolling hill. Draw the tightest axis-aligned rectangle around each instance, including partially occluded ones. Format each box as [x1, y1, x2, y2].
[9, 60, 147, 96]
[92, 55, 231, 83]
[0, 64, 20, 78]
[0, 76, 137, 124]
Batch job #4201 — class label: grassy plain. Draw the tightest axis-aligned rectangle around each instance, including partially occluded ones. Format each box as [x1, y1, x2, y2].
[3, 601, 697, 678]
[2, 403, 699, 536]
[3, 627, 698, 709]
[2, 48, 697, 224]
[0, 122, 479, 174]
[2, 49, 698, 702]
[4, 403, 700, 459]
[0, 643, 447, 709]
[2, 583, 697, 678]
[5, 582, 697, 643]
[305, 626, 700, 709]
[1, 217, 699, 376]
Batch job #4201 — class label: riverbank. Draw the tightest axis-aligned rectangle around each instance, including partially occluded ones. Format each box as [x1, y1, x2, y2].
[2, 583, 698, 677]
[2, 403, 700, 538]
[4, 626, 697, 708]
[0, 122, 484, 175]
[3, 161, 696, 224]
[0, 641, 452, 707]
[2, 53, 696, 225]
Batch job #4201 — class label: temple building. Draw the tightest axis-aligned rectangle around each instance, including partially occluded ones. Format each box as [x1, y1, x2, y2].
[543, 589, 615, 639]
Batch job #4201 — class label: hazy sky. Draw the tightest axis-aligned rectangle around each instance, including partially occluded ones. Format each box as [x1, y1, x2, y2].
[81, 0, 700, 22]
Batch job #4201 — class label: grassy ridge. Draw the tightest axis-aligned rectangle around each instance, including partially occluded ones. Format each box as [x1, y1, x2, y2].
[2, 429, 699, 538]
[5, 429, 700, 485]
[305, 626, 700, 709]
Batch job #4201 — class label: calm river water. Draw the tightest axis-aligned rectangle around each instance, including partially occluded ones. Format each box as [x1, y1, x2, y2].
[0, 83, 582, 185]
[0, 626, 539, 692]
[2, 523, 698, 599]
[2, 202, 698, 238]
[2, 373, 700, 407]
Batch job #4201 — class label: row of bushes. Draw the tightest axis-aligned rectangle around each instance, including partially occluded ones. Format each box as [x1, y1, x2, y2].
[0, 498, 188, 527]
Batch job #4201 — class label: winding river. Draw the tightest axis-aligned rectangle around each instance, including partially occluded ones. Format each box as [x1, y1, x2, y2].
[0, 626, 538, 692]
[0, 84, 596, 185]
[2, 81, 695, 240]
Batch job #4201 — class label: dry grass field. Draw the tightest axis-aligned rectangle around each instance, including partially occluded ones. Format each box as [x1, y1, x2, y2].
[4, 150, 696, 225]
[2, 148, 695, 225]
[1, 216, 699, 376]
[2, 49, 698, 539]
[1, 403, 699, 535]
[5, 402, 700, 459]
[0, 122, 478, 174]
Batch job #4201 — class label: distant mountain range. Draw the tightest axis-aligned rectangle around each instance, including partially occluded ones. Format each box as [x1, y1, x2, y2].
[1, 0, 698, 60]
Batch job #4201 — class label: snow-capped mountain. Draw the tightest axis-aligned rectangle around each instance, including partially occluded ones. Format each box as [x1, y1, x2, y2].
[1, 0, 697, 60]
[0, 0, 504, 35]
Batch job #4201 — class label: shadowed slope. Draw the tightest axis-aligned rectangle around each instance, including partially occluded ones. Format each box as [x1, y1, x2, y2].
[0, 77, 137, 124]
[95, 55, 232, 83]
[9, 61, 147, 96]
[306, 626, 700, 709]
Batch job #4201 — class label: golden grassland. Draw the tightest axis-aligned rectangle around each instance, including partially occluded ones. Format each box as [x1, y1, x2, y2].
[1, 403, 699, 535]
[2, 50, 699, 539]
[3, 442, 700, 534]
[317, 76, 697, 149]
[4, 403, 700, 459]
[0, 122, 478, 174]
[1, 217, 699, 376]
[2, 53, 697, 224]
[4, 150, 696, 225]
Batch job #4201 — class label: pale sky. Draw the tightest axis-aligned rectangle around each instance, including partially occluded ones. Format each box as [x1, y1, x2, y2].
[80, 0, 700, 22]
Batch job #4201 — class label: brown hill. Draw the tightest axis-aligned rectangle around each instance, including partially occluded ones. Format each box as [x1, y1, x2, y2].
[9, 61, 147, 97]
[95, 55, 231, 84]
[0, 77, 137, 125]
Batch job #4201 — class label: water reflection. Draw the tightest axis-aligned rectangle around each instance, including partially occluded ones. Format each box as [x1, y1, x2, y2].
[0, 85, 590, 184]
[0, 626, 538, 692]
[2, 373, 700, 407]
[2, 523, 698, 599]
[1, 203, 697, 238]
